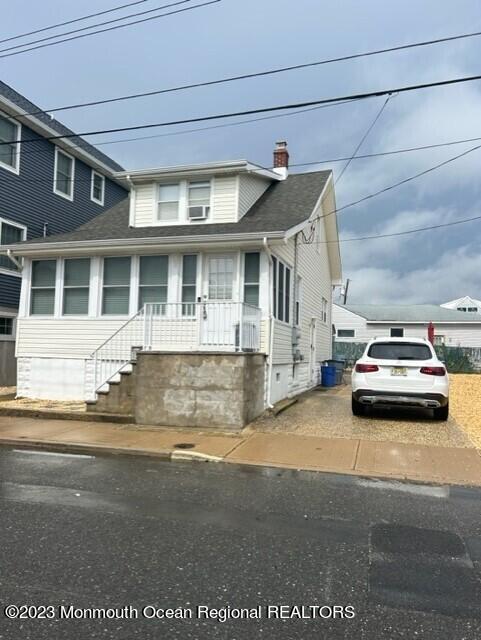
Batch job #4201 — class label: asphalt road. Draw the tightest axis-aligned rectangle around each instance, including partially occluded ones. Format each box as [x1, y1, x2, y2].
[0, 447, 480, 639]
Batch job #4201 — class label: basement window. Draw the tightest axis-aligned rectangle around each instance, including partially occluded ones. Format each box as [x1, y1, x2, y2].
[0, 317, 13, 336]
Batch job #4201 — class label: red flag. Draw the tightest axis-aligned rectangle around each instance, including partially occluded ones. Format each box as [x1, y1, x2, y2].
[428, 321, 435, 345]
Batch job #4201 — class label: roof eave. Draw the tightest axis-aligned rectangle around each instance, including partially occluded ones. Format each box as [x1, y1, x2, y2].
[2, 230, 286, 256]
[0, 95, 124, 180]
[114, 161, 280, 183]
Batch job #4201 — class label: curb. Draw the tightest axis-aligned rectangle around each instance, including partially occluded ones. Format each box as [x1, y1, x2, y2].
[0, 407, 134, 424]
[0, 438, 171, 460]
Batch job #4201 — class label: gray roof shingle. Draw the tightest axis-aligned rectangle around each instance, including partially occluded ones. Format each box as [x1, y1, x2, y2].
[0, 80, 123, 172]
[18, 170, 331, 245]
[341, 304, 481, 323]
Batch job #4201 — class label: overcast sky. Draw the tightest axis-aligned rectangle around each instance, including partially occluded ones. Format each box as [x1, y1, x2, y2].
[2, 0, 481, 304]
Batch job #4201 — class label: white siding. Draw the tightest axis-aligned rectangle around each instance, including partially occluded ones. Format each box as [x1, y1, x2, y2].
[270, 195, 334, 398]
[134, 183, 155, 226]
[211, 176, 237, 222]
[332, 305, 370, 341]
[16, 318, 128, 358]
[132, 176, 240, 226]
[238, 174, 270, 219]
[332, 305, 481, 347]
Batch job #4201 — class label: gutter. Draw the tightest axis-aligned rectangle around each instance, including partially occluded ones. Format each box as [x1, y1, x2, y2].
[263, 237, 275, 409]
[1, 231, 286, 256]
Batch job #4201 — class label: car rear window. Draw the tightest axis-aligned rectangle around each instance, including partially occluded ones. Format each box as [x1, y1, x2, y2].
[367, 342, 432, 360]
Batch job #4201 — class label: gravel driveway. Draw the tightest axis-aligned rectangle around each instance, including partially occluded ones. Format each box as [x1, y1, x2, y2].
[250, 375, 477, 449]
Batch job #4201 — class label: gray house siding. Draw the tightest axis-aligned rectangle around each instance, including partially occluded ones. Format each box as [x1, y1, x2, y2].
[1, 123, 127, 242]
[0, 273, 20, 309]
[0, 120, 127, 310]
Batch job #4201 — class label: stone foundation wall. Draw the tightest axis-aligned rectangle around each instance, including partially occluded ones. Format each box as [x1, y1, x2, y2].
[134, 352, 266, 429]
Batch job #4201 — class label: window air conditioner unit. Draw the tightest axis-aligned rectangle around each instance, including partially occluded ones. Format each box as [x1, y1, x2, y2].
[188, 205, 210, 220]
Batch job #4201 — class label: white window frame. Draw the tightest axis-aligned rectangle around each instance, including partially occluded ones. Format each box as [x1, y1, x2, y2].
[61, 257, 91, 317]
[337, 328, 355, 338]
[390, 327, 404, 337]
[0, 111, 21, 175]
[29, 258, 58, 317]
[0, 315, 16, 342]
[157, 183, 181, 222]
[272, 256, 292, 324]
[101, 256, 132, 317]
[53, 147, 75, 201]
[90, 170, 105, 206]
[187, 180, 212, 221]
[0, 216, 27, 277]
[321, 297, 328, 323]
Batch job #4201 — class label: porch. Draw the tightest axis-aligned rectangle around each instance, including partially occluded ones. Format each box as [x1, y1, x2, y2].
[87, 301, 263, 397]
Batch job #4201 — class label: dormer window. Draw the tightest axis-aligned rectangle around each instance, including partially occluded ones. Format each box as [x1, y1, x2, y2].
[188, 181, 211, 220]
[158, 184, 180, 222]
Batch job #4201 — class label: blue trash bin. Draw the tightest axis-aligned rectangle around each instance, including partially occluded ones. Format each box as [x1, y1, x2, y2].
[321, 365, 336, 387]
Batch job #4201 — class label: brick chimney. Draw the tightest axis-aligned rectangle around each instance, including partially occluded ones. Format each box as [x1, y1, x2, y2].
[273, 140, 289, 179]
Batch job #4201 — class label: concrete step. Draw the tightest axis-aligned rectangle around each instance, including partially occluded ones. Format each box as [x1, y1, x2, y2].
[0, 406, 134, 424]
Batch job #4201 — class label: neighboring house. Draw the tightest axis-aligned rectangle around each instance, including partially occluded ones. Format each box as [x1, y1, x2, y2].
[0, 80, 128, 384]
[2, 143, 342, 428]
[333, 304, 481, 347]
[441, 296, 481, 314]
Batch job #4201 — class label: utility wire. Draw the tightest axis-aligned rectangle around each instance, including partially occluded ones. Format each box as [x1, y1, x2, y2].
[0, 0, 150, 46]
[0, 0, 220, 60]
[4, 73, 481, 147]
[290, 135, 481, 166]
[0, 0, 195, 54]
[335, 95, 392, 185]
[11, 27, 481, 116]
[12, 98, 362, 161]
[308, 142, 481, 225]
[313, 213, 481, 244]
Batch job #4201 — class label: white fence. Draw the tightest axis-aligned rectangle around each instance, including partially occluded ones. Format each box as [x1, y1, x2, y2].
[89, 302, 262, 393]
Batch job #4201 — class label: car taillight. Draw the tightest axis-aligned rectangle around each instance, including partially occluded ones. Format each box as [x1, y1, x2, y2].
[355, 363, 379, 373]
[420, 366, 446, 376]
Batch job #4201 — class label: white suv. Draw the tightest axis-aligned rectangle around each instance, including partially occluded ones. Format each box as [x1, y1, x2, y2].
[351, 337, 449, 421]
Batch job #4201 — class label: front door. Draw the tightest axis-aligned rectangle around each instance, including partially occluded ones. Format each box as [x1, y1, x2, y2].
[201, 254, 236, 348]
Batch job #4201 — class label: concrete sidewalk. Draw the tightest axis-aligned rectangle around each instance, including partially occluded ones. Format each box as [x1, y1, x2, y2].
[0, 415, 480, 486]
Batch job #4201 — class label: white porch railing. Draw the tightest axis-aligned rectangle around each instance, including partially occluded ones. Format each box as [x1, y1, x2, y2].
[88, 302, 262, 394]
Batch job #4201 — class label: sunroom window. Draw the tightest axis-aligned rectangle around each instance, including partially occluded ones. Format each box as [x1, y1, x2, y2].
[188, 181, 210, 220]
[181, 255, 197, 315]
[139, 255, 168, 309]
[0, 113, 20, 172]
[63, 258, 90, 315]
[243, 252, 260, 307]
[102, 257, 131, 315]
[30, 260, 56, 315]
[158, 184, 179, 221]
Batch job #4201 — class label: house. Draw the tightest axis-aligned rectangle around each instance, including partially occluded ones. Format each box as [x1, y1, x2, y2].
[333, 303, 481, 347]
[0, 80, 128, 385]
[2, 142, 342, 429]
[441, 296, 481, 314]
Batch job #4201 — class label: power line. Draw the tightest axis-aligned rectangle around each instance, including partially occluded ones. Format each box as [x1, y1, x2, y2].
[313, 213, 481, 244]
[12, 27, 481, 116]
[290, 135, 481, 166]
[0, 0, 194, 55]
[5, 73, 481, 147]
[335, 95, 392, 185]
[309, 142, 481, 226]
[0, 0, 150, 46]
[0, 0, 220, 60]
[12, 97, 363, 161]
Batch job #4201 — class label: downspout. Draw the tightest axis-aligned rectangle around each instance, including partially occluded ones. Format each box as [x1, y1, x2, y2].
[263, 237, 275, 409]
[7, 250, 22, 271]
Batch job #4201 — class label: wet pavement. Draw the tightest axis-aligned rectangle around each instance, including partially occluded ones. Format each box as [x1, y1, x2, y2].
[251, 384, 474, 448]
[0, 448, 481, 639]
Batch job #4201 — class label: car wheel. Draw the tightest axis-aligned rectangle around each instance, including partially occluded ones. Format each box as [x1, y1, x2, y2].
[433, 403, 449, 421]
[352, 395, 365, 417]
